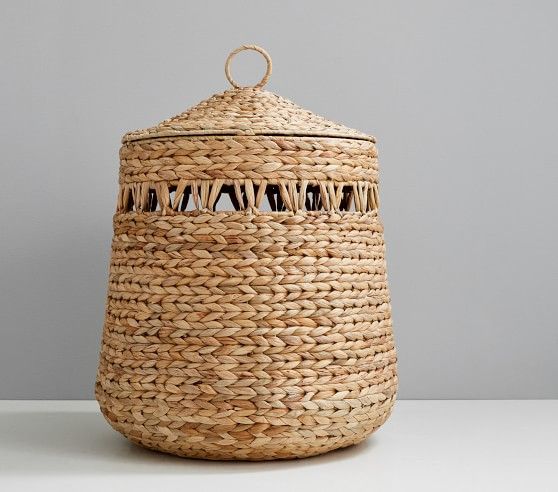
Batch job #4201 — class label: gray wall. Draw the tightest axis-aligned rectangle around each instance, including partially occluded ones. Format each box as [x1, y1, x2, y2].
[1, 0, 557, 399]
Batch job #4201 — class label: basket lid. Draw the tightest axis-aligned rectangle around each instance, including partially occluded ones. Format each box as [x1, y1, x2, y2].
[122, 45, 375, 144]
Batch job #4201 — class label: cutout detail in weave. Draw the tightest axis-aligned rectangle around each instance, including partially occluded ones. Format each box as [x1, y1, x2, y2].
[117, 180, 379, 213]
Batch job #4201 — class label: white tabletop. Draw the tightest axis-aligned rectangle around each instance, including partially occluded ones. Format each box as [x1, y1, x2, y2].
[0, 400, 556, 491]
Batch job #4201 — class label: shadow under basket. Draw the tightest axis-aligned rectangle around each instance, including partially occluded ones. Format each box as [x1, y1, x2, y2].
[95, 45, 397, 460]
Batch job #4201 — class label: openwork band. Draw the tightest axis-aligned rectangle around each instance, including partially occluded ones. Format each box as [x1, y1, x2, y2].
[117, 179, 380, 214]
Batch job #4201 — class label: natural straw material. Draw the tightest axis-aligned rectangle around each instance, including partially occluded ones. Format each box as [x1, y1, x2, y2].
[225, 44, 272, 89]
[96, 45, 397, 460]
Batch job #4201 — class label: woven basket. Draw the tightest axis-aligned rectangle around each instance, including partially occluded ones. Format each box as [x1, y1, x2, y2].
[96, 45, 397, 460]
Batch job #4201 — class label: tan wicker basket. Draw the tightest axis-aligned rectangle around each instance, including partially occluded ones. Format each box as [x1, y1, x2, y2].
[96, 45, 397, 460]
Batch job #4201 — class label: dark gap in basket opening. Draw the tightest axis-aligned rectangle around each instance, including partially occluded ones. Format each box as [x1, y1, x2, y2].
[122, 182, 373, 213]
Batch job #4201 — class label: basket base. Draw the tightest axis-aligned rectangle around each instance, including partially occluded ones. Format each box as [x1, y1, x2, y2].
[97, 391, 395, 461]
[127, 432, 369, 461]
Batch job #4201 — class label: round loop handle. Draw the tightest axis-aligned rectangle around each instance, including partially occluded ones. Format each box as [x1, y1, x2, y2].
[225, 45, 272, 89]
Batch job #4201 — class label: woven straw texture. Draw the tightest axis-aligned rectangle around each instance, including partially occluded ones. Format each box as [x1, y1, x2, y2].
[96, 45, 397, 460]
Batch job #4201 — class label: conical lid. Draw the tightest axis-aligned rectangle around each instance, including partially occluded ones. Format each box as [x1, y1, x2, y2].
[122, 45, 375, 144]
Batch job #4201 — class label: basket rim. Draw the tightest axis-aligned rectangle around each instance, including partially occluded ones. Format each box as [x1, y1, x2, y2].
[122, 129, 376, 144]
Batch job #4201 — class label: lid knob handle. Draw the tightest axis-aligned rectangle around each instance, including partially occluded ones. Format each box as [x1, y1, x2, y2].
[225, 45, 272, 90]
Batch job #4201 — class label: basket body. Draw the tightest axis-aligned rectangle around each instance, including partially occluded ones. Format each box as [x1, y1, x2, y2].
[96, 131, 397, 460]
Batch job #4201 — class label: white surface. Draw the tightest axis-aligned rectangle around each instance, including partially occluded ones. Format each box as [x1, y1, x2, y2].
[0, 400, 556, 491]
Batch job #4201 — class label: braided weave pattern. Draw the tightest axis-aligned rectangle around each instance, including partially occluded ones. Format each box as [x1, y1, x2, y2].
[96, 210, 396, 460]
[119, 136, 378, 184]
